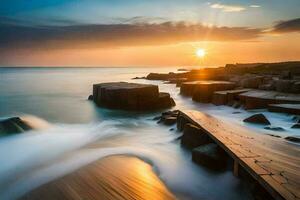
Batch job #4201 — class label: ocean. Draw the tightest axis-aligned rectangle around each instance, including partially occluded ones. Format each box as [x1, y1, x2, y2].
[0, 67, 298, 200]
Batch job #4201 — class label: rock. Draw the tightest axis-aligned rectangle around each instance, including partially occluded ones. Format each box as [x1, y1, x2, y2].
[275, 80, 295, 93]
[0, 117, 32, 135]
[285, 136, 300, 143]
[232, 112, 241, 114]
[243, 114, 271, 125]
[146, 72, 177, 80]
[239, 90, 300, 110]
[132, 76, 145, 79]
[181, 123, 212, 149]
[264, 126, 285, 131]
[88, 95, 93, 101]
[157, 93, 176, 109]
[169, 128, 175, 131]
[240, 76, 264, 89]
[177, 114, 190, 131]
[92, 82, 175, 110]
[280, 71, 292, 80]
[192, 143, 227, 170]
[266, 134, 281, 138]
[268, 104, 300, 115]
[192, 81, 236, 103]
[163, 116, 177, 126]
[291, 123, 300, 129]
[291, 82, 300, 94]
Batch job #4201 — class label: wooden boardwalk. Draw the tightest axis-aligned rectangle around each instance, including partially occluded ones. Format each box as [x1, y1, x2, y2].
[180, 110, 300, 200]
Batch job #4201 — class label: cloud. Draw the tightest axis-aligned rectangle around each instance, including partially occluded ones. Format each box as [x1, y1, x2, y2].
[0, 17, 262, 52]
[250, 5, 261, 8]
[270, 18, 300, 33]
[210, 3, 246, 12]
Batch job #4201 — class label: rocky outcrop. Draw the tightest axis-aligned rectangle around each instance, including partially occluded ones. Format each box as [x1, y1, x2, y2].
[181, 123, 212, 148]
[240, 76, 264, 89]
[239, 90, 300, 109]
[92, 82, 175, 110]
[192, 143, 227, 170]
[243, 114, 271, 125]
[0, 117, 32, 135]
[212, 89, 250, 106]
[180, 81, 236, 103]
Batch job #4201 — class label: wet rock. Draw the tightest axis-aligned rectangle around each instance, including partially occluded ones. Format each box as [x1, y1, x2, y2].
[88, 95, 93, 101]
[264, 126, 285, 131]
[0, 117, 32, 135]
[240, 76, 264, 89]
[192, 81, 236, 103]
[275, 80, 294, 93]
[93, 82, 175, 110]
[181, 123, 212, 149]
[291, 123, 300, 129]
[192, 143, 227, 170]
[232, 112, 241, 114]
[243, 114, 271, 125]
[285, 136, 300, 143]
[163, 116, 177, 126]
[266, 134, 281, 138]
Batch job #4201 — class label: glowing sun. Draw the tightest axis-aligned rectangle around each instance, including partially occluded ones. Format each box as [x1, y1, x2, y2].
[196, 48, 206, 58]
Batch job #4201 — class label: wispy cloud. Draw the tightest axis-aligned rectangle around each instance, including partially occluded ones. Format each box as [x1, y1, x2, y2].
[250, 5, 261, 8]
[210, 3, 246, 12]
[270, 18, 300, 33]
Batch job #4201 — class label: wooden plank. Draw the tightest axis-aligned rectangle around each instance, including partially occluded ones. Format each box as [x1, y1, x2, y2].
[179, 110, 300, 200]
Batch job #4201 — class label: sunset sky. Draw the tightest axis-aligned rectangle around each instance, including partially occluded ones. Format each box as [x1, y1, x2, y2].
[1, 0, 300, 67]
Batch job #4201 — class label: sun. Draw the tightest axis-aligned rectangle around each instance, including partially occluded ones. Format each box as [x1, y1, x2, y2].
[196, 48, 206, 58]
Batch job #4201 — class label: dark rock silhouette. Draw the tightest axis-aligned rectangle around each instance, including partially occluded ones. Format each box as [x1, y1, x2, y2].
[243, 114, 271, 125]
[0, 117, 32, 135]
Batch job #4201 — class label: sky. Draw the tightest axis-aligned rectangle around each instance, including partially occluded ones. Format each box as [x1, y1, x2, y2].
[0, 0, 300, 67]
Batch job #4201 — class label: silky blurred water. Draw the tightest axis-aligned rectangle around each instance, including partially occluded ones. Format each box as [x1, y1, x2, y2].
[0, 67, 297, 200]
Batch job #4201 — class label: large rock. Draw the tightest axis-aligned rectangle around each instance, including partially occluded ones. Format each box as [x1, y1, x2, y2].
[275, 80, 295, 93]
[181, 123, 212, 149]
[240, 76, 264, 89]
[192, 143, 227, 170]
[192, 81, 236, 103]
[243, 114, 271, 125]
[239, 90, 300, 109]
[212, 89, 250, 106]
[92, 82, 175, 110]
[0, 117, 32, 135]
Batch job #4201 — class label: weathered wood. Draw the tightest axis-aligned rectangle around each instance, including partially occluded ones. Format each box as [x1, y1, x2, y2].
[179, 110, 300, 200]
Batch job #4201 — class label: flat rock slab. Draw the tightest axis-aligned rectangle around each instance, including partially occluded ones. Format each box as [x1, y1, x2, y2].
[239, 90, 300, 109]
[93, 82, 175, 110]
[212, 89, 251, 105]
[180, 81, 236, 103]
[268, 104, 300, 115]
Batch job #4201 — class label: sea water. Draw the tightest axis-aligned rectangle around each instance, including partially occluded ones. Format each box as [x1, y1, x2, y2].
[0, 67, 298, 200]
